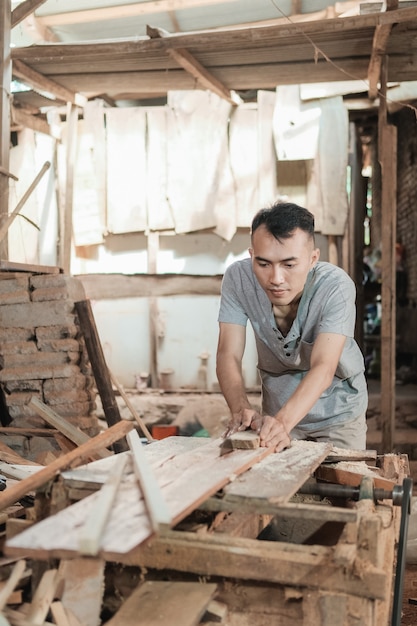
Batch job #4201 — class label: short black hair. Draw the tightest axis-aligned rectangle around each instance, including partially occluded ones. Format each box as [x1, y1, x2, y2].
[251, 201, 315, 242]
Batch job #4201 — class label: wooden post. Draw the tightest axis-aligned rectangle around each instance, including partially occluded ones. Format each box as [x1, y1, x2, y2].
[75, 299, 129, 453]
[0, 0, 11, 260]
[378, 58, 397, 452]
[60, 102, 79, 274]
[148, 231, 159, 387]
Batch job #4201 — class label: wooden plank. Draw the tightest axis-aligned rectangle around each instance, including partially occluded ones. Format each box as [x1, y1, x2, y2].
[28, 397, 112, 459]
[0, 420, 133, 511]
[127, 430, 171, 532]
[315, 463, 397, 490]
[74, 299, 128, 453]
[379, 91, 397, 452]
[4, 437, 274, 559]
[105, 108, 147, 234]
[25, 569, 59, 625]
[166, 91, 232, 234]
[0, 560, 26, 612]
[0, 262, 60, 275]
[223, 440, 332, 503]
[0, 441, 42, 466]
[109, 370, 153, 441]
[57, 559, 105, 626]
[78, 454, 128, 556]
[324, 447, 378, 463]
[220, 430, 260, 454]
[103, 580, 217, 626]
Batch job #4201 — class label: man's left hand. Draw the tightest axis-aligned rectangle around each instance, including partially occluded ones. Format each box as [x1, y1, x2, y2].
[257, 415, 291, 453]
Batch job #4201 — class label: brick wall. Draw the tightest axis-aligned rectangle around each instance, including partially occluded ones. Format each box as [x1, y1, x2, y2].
[0, 271, 99, 462]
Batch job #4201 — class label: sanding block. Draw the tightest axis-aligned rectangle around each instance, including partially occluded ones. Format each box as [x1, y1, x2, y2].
[219, 430, 260, 456]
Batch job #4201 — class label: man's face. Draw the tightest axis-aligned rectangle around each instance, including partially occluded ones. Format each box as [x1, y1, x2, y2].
[249, 225, 320, 307]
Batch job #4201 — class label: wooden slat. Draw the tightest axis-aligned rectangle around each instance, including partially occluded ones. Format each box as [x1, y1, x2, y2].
[78, 454, 128, 556]
[4, 437, 274, 559]
[28, 397, 112, 459]
[0, 420, 133, 511]
[127, 430, 171, 532]
[103, 581, 217, 626]
[223, 440, 332, 503]
[0, 560, 26, 612]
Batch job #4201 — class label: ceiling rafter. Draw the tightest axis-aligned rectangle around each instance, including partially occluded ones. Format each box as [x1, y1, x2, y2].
[367, 0, 399, 99]
[12, 59, 87, 107]
[11, 0, 47, 27]
[146, 25, 242, 105]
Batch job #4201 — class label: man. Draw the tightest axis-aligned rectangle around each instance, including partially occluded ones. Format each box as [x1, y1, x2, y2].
[216, 201, 368, 452]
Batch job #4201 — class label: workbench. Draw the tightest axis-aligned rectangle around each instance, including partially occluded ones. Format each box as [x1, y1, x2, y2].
[2, 436, 411, 626]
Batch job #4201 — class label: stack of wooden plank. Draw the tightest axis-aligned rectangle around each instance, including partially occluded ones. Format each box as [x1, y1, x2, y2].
[0, 423, 408, 626]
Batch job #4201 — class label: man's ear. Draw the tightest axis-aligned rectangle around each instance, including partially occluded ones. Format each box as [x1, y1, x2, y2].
[311, 248, 320, 266]
[248, 247, 253, 258]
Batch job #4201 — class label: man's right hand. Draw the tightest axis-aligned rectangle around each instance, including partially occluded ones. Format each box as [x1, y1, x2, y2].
[223, 408, 263, 438]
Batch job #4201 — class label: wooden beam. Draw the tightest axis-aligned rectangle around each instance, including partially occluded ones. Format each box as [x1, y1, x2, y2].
[0, 161, 50, 246]
[74, 299, 128, 453]
[147, 25, 242, 105]
[11, 106, 55, 137]
[123, 529, 387, 601]
[0, 0, 11, 261]
[60, 102, 78, 274]
[0, 419, 133, 511]
[77, 273, 222, 300]
[11, 0, 48, 28]
[367, 0, 398, 99]
[12, 59, 86, 107]
[36, 0, 239, 27]
[10, 8, 417, 64]
[378, 57, 397, 452]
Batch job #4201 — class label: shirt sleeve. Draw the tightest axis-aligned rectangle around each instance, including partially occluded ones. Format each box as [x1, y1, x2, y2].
[217, 263, 249, 327]
[318, 274, 356, 337]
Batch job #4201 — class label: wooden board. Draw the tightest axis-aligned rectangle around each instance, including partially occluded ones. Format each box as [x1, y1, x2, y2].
[103, 581, 217, 626]
[4, 437, 274, 559]
[58, 558, 105, 626]
[223, 439, 332, 503]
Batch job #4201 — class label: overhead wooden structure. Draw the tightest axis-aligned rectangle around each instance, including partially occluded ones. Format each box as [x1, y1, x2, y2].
[8, 4, 417, 115]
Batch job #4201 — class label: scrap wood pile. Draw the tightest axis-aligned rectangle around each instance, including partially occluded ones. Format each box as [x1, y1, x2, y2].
[0, 397, 409, 625]
[0, 399, 280, 625]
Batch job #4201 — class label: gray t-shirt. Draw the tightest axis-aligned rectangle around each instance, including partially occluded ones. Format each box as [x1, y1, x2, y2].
[218, 258, 368, 432]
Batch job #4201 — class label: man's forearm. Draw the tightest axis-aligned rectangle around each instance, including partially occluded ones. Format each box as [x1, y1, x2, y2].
[275, 363, 335, 432]
[216, 357, 251, 414]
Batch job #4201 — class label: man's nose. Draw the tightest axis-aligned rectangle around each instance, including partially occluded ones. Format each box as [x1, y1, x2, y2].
[270, 265, 284, 285]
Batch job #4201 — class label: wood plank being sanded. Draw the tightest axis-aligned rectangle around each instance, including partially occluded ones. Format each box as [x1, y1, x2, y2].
[219, 430, 260, 456]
